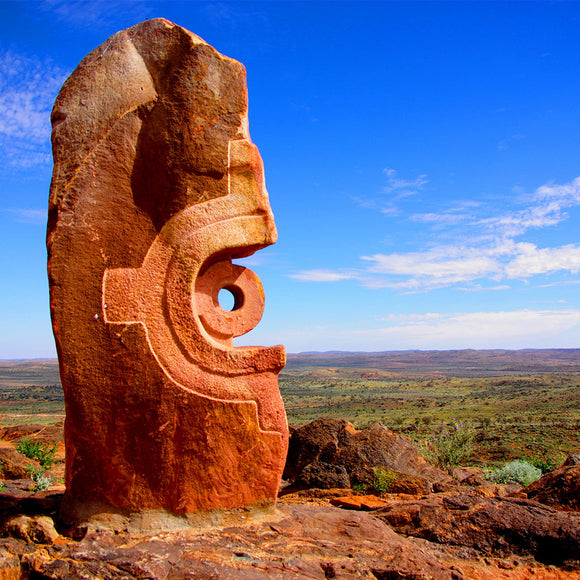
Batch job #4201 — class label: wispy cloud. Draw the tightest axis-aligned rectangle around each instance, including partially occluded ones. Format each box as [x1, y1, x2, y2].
[292, 176, 580, 291]
[254, 309, 580, 352]
[354, 167, 428, 215]
[355, 309, 580, 350]
[480, 177, 580, 238]
[203, 1, 270, 31]
[382, 167, 428, 196]
[289, 269, 355, 283]
[37, 0, 152, 28]
[2, 208, 48, 224]
[0, 51, 68, 172]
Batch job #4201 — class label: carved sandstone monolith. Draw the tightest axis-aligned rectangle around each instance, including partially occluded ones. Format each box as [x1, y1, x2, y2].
[47, 18, 288, 516]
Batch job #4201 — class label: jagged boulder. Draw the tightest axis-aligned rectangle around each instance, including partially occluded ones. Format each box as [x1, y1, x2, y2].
[375, 494, 580, 566]
[2, 515, 59, 545]
[563, 453, 580, 466]
[284, 418, 449, 490]
[0, 424, 63, 444]
[523, 464, 580, 512]
[0, 448, 39, 480]
[294, 461, 350, 489]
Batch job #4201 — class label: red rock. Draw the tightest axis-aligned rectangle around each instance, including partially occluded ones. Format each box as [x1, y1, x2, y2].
[26, 505, 462, 579]
[47, 19, 287, 516]
[0, 547, 19, 580]
[295, 460, 350, 489]
[0, 424, 63, 444]
[375, 494, 580, 566]
[2, 515, 59, 545]
[0, 449, 39, 480]
[330, 495, 392, 510]
[284, 418, 449, 489]
[524, 465, 580, 511]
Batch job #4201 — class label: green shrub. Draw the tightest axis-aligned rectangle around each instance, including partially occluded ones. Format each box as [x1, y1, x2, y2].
[421, 420, 475, 475]
[352, 482, 368, 492]
[16, 438, 57, 470]
[527, 453, 565, 474]
[489, 460, 542, 486]
[25, 466, 52, 492]
[372, 467, 397, 493]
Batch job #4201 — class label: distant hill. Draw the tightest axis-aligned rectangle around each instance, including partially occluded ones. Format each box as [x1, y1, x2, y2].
[287, 349, 580, 377]
[2, 349, 580, 387]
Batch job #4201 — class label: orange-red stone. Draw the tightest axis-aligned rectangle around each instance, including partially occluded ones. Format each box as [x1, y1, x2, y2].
[47, 18, 288, 515]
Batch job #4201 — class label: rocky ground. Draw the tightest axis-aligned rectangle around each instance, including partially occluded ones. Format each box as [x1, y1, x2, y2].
[0, 419, 579, 579]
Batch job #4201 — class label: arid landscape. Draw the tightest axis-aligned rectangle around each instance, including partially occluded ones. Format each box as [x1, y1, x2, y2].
[4, 350, 579, 468]
[1, 350, 579, 578]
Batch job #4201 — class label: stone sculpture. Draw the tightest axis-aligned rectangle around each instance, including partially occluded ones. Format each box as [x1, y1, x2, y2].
[47, 18, 288, 515]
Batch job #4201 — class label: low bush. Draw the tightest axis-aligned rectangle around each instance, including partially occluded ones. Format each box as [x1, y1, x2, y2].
[489, 460, 542, 486]
[421, 420, 475, 475]
[25, 466, 52, 492]
[372, 467, 398, 493]
[16, 438, 57, 470]
[527, 453, 565, 474]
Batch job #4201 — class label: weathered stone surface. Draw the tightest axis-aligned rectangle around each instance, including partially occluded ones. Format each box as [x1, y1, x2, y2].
[47, 18, 287, 516]
[375, 494, 580, 566]
[523, 465, 580, 512]
[0, 424, 63, 444]
[2, 515, 59, 545]
[0, 492, 578, 579]
[563, 454, 580, 467]
[284, 418, 449, 489]
[0, 449, 38, 480]
[0, 547, 19, 580]
[330, 494, 392, 510]
[19, 505, 462, 579]
[295, 461, 351, 489]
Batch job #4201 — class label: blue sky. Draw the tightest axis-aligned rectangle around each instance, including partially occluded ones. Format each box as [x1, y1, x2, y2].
[1, 0, 580, 357]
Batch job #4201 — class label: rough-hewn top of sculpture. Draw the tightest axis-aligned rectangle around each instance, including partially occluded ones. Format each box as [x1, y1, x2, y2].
[48, 18, 288, 516]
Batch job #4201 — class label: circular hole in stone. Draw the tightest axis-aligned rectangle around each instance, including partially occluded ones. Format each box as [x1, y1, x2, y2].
[218, 288, 236, 311]
[218, 285, 245, 312]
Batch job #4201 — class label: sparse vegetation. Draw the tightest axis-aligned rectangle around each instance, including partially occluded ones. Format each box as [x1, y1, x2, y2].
[489, 460, 542, 486]
[26, 465, 52, 492]
[420, 421, 475, 475]
[1, 356, 579, 470]
[527, 452, 566, 474]
[372, 466, 398, 493]
[16, 438, 57, 469]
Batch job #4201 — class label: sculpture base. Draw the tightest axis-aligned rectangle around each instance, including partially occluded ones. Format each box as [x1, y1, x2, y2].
[60, 496, 279, 533]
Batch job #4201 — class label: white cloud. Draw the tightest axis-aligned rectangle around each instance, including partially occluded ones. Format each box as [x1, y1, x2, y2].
[3, 209, 48, 224]
[37, 0, 151, 27]
[0, 51, 68, 171]
[361, 247, 499, 287]
[355, 167, 428, 215]
[251, 309, 580, 352]
[351, 309, 580, 350]
[289, 269, 355, 283]
[480, 177, 580, 237]
[410, 212, 467, 226]
[383, 167, 428, 196]
[297, 176, 580, 292]
[504, 243, 580, 277]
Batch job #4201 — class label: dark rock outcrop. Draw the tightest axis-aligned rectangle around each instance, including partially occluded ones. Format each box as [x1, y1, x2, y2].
[2, 505, 462, 579]
[284, 418, 449, 490]
[563, 453, 580, 467]
[524, 464, 580, 512]
[0, 424, 63, 444]
[375, 493, 580, 566]
[0, 448, 39, 480]
[294, 461, 350, 489]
